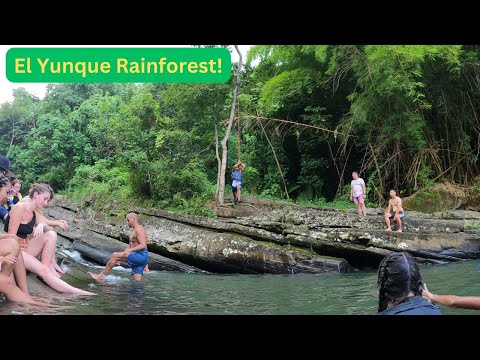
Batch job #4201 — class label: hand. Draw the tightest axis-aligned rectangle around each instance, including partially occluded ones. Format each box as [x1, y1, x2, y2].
[17, 238, 28, 251]
[123, 248, 132, 257]
[0, 255, 18, 265]
[33, 223, 46, 237]
[421, 283, 433, 302]
[57, 220, 69, 230]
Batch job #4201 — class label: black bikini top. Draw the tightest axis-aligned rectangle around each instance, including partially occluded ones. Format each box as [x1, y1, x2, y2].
[4, 211, 36, 239]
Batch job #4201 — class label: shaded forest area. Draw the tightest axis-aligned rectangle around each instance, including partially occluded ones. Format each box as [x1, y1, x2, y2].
[1, 45, 480, 214]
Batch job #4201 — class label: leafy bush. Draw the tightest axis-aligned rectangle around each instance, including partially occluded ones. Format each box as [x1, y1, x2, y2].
[67, 160, 132, 206]
[150, 159, 213, 201]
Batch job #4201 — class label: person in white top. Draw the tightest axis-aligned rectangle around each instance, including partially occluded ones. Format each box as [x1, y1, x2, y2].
[350, 171, 367, 216]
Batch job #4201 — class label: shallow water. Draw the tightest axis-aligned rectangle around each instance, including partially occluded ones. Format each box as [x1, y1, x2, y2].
[1, 256, 479, 315]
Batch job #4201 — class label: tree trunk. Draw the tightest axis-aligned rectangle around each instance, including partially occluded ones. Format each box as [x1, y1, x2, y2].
[217, 45, 242, 205]
[215, 125, 221, 199]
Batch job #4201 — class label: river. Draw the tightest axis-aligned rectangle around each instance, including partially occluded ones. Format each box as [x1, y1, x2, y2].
[1, 254, 479, 315]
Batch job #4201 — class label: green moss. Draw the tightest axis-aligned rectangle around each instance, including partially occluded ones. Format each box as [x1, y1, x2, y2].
[404, 189, 459, 213]
[466, 220, 480, 230]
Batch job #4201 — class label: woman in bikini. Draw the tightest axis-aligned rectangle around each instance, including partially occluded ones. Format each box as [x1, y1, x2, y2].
[5, 183, 94, 295]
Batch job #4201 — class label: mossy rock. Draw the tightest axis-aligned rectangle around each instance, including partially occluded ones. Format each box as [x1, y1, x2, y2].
[403, 182, 480, 213]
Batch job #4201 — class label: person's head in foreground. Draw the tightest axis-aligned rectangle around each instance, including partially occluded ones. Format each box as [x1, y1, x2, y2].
[377, 252, 442, 315]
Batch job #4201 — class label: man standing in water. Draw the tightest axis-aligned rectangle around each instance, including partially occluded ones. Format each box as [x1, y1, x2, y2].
[89, 213, 149, 282]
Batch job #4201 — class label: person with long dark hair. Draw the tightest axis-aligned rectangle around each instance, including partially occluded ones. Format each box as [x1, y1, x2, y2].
[377, 252, 441, 315]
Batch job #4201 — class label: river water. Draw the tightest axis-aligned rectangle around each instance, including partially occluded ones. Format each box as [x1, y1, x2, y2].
[1, 254, 479, 315]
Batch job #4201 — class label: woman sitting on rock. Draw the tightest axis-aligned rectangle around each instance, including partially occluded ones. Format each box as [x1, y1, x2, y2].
[5, 183, 94, 296]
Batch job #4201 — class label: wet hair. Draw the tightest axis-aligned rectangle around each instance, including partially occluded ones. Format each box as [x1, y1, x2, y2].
[0, 174, 9, 188]
[377, 252, 424, 313]
[29, 183, 54, 199]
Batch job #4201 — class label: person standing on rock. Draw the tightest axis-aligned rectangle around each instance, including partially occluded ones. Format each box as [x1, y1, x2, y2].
[384, 189, 405, 232]
[231, 161, 246, 205]
[350, 171, 367, 216]
[89, 212, 149, 282]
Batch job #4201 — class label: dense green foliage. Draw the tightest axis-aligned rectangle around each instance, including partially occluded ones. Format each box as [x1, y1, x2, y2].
[2, 45, 480, 212]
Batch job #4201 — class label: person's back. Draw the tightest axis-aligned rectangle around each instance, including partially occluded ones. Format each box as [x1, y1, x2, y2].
[377, 252, 442, 315]
[231, 169, 243, 182]
[231, 161, 245, 204]
[379, 295, 441, 315]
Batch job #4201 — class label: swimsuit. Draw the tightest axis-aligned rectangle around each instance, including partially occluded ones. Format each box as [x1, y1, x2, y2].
[127, 248, 149, 275]
[4, 212, 36, 239]
[389, 211, 405, 219]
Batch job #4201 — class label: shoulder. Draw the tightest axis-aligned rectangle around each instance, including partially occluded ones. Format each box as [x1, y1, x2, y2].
[380, 297, 442, 315]
[10, 201, 27, 216]
[135, 225, 146, 233]
[136, 226, 147, 239]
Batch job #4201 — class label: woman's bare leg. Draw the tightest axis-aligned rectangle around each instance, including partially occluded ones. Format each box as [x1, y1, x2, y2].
[22, 251, 95, 296]
[0, 238, 35, 303]
[26, 231, 62, 276]
[0, 273, 36, 303]
[12, 250, 30, 295]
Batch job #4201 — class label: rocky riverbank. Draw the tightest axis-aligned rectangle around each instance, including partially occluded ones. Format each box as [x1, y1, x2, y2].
[45, 196, 480, 275]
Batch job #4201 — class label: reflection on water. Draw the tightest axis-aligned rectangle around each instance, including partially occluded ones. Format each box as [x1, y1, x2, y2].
[1, 259, 479, 315]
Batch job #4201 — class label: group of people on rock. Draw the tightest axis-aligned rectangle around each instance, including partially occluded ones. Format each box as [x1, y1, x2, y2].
[350, 171, 405, 232]
[2, 154, 480, 314]
[0, 155, 150, 305]
[353, 170, 480, 314]
[0, 156, 96, 304]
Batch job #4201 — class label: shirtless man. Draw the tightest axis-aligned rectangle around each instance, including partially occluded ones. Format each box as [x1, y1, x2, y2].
[384, 189, 405, 232]
[89, 213, 149, 282]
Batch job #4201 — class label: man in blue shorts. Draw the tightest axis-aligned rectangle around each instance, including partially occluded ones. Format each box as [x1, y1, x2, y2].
[89, 212, 149, 282]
